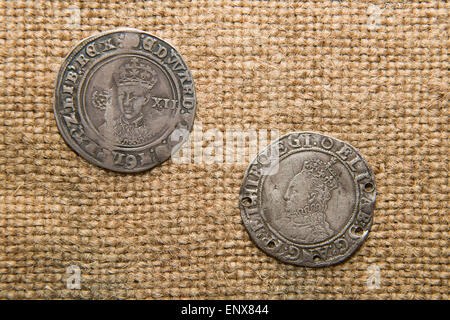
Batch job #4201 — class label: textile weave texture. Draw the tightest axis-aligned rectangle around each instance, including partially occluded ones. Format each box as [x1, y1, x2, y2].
[0, 0, 448, 299]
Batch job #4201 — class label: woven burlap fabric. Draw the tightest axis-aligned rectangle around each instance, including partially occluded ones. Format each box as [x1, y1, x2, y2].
[0, 0, 448, 300]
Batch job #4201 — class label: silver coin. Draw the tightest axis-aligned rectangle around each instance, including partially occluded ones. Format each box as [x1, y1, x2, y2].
[239, 132, 376, 267]
[53, 28, 196, 172]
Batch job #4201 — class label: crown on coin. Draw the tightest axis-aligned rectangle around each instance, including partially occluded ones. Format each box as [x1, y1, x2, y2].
[303, 158, 339, 190]
[115, 58, 157, 89]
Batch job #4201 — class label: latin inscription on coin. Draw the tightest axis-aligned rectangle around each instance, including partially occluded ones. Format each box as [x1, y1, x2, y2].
[239, 132, 376, 267]
[54, 29, 196, 172]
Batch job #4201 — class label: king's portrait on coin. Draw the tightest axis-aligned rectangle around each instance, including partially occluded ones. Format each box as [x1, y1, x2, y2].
[95, 58, 157, 146]
[53, 29, 196, 172]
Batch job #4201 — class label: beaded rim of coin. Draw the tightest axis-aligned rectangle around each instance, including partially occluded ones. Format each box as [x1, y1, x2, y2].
[239, 132, 376, 267]
[53, 28, 196, 173]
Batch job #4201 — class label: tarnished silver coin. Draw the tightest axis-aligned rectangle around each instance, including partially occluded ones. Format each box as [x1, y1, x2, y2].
[239, 132, 376, 267]
[54, 29, 196, 172]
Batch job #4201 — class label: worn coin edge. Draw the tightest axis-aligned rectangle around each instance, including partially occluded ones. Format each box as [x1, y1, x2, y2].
[239, 131, 376, 267]
[53, 28, 197, 173]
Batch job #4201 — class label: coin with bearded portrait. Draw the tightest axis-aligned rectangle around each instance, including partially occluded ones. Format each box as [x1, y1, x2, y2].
[239, 132, 376, 267]
[54, 29, 196, 172]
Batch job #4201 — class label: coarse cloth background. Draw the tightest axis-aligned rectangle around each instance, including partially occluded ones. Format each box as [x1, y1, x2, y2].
[0, 0, 448, 299]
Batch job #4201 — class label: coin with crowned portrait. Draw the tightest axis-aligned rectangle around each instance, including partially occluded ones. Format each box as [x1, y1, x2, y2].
[54, 28, 196, 172]
[239, 132, 376, 267]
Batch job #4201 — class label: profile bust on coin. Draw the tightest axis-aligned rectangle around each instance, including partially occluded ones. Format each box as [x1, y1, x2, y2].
[54, 29, 196, 172]
[239, 132, 376, 267]
[282, 158, 339, 243]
